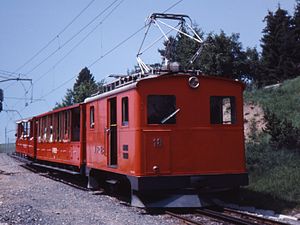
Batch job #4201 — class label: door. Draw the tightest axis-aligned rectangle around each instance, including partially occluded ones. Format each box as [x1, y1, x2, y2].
[144, 131, 171, 175]
[108, 98, 118, 167]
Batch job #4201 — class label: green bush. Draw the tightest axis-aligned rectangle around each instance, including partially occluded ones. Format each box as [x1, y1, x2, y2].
[263, 108, 300, 150]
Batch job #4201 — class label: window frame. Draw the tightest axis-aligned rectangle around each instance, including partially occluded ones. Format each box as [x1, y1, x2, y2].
[90, 106, 95, 129]
[122, 97, 129, 126]
[147, 95, 177, 125]
[210, 96, 237, 125]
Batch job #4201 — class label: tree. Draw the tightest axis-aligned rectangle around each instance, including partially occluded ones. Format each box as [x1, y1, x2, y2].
[291, 0, 300, 76]
[197, 31, 253, 80]
[54, 67, 100, 109]
[158, 26, 203, 70]
[158, 28, 258, 81]
[260, 6, 295, 85]
[244, 47, 262, 85]
[72, 67, 98, 103]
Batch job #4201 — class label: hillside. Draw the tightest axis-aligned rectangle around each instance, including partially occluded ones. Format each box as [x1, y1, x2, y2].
[242, 76, 300, 214]
[244, 76, 300, 127]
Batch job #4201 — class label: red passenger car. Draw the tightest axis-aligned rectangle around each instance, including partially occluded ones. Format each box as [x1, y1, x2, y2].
[34, 104, 85, 170]
[16, 118, 35, 158]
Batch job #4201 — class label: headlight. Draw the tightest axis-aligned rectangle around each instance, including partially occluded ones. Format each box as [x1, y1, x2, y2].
[188, 76, 200, 89]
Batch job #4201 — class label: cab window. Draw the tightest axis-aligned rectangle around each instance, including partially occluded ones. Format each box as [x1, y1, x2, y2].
[210, 96, 236, 124]
[147, 95, 176, 124]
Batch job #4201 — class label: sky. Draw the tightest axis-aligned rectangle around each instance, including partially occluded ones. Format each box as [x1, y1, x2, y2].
[0, 0, 297, 143]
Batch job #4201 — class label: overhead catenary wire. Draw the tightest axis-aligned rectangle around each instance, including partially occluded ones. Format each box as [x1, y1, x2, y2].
[13, 0, 96, 74]
[11, 0, 124, 111]
[38, 24, 146, 101]
[8, 0, 121, 110]
[33, 0, 124, 85]
[16, 0, 184, 113]
[23, 0, 120, 77]
[162, 0, 183, 13]
[0, 69, 21, 78]
[3, 0, 96, 91]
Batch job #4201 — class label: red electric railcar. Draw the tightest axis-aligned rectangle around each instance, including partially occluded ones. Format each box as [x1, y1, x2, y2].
[15, 71, 248, 207]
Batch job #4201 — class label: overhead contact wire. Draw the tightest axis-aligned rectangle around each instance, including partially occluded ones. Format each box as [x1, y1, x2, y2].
[24, 0, 119, 77]
[13, 0, 96, 74]
[18, 0, 184, 111]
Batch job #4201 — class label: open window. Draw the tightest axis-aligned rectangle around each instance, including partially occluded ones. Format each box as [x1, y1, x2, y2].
[90, 106, 95, 128]
[210, 96, 236, 124]
[63, 111, 71, 141]
[71, 107, 80, 141]
[147, 95, 177, 124]
[122, 97, 129, 126]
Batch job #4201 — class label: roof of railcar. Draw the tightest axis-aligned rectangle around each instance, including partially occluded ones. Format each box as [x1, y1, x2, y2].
[33, 103, 81, 119]
[84, 72, 244, 104]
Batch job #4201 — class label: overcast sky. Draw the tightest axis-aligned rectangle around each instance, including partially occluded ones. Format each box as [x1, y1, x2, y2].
[0, 0, 297, 143]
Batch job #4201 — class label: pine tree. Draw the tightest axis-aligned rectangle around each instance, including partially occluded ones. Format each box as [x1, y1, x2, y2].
[73, 67, 98, 104]
[54, 67, 99, 109]
[291, 0, 300, 76]
[260, 6, 294, 85]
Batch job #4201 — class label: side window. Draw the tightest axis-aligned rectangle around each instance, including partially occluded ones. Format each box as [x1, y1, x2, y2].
[90, 106, 95, 128]
[122, 97, 129, 126]
[63, 111, 71, 141]
[147, 95, 176, 124]
[29, 121, 33, 139]
[210, 96, 236, 124]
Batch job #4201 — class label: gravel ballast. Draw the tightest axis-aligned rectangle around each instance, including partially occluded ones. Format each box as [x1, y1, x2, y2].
[0, 153, 178, 225]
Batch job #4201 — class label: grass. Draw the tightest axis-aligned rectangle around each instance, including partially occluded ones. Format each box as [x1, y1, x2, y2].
[242, 77, 300, 213]
[245, 76, 300, 126]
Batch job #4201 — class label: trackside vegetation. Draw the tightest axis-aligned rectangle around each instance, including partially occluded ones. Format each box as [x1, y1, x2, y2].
[243, 76, 300, 212]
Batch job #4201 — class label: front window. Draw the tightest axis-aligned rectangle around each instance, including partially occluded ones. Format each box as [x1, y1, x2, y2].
[210, 96, 236, 124]
[147, 95, 177, 124]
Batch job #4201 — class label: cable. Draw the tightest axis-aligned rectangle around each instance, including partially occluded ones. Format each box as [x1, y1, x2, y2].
[162, 0, 183, 13]
[24, 0, 119, 77]
[0, 69, 21, 78]
[13, 0, 96, 74]
[2, 0, 96, 91]
[34, 0, 124, 84]
[16, 0, 184, 112]
[88, 25, 146, 68]
[12, 0, 124, 111]
[41, 24, 145, 100]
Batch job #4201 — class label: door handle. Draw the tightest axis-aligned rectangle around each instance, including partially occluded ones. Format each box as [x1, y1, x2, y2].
[104, 127, 110, 134]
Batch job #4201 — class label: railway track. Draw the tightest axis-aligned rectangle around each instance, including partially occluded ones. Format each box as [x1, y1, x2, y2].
[10, 155, 296, 225]
[165, 207, 291, 225]
[20, 163, 90, 191]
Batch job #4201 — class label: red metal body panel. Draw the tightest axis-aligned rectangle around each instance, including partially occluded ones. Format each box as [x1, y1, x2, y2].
[85, 89, 142, 175]
[33, 104, 84, 168]
[36, 141, 81, 167]
[138, 75, 246, 176]
[85, 74, 246, 179]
